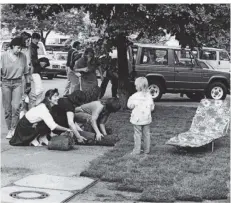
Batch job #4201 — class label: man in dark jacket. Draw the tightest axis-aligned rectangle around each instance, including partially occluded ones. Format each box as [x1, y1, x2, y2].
[28, 33, 46, 109]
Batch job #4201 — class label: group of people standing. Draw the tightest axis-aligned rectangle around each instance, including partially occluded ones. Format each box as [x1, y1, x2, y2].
[1, 33, 121, 147]
[63, 40, 119, 101]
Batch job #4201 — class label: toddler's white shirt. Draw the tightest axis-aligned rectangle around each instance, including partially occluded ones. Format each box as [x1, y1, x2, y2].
[127, 91, 154, 125]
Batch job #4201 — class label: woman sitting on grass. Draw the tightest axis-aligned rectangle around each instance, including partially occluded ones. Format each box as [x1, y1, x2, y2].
[9, 89, 71, 146]
[75, 98, 121, 141]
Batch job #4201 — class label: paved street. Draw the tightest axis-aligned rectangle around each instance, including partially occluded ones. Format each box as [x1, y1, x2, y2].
[42, 76, 200, 107]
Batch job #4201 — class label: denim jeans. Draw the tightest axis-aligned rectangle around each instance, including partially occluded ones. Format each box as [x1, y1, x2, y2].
[2, 78, 23, 130]
[133, 124, 151, 154]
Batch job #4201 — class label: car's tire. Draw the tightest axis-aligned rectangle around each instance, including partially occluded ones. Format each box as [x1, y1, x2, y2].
[186, 92, 205, 101]
[47, 75, 54, 80]
[148, 81, 163, 101]
[206, 82, 227, 100]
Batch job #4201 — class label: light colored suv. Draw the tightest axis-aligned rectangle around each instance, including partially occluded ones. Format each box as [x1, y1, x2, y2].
[192, 47, 230, 73]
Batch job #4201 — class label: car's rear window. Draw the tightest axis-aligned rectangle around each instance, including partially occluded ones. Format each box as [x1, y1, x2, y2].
[219, 51, 230, 61]
[199, 50, 217, 60]
[55, 53, 68, 60]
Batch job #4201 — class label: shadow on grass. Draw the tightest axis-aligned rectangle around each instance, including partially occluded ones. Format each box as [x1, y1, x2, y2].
[80, 106, 230, 202]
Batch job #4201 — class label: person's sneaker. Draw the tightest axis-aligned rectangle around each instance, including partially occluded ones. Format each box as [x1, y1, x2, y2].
[38, 135, 49, 146]
[6, 130, 13, 139]
[29, 138, 42, 147]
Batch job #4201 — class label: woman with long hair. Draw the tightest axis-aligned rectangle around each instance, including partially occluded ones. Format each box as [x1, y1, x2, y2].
[73, 48, 102, 102]
[9, 89, 71, 146]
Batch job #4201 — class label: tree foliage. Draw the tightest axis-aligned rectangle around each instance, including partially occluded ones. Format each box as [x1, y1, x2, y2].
[79, 4, 230, 106]
[1, 4, 229, 105]
[1, 4, 85, 45]
[84, 4, 230, 49]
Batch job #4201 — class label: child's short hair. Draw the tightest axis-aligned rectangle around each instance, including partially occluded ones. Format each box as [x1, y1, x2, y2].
[105, 98, 121, 113]
[135, 77, 149, 92]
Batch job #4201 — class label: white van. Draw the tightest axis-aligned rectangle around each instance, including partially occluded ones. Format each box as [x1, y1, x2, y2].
[192, 47, 230, 73]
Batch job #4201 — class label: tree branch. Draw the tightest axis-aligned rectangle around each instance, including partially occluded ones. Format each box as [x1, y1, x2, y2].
[45, 29, 52, 39]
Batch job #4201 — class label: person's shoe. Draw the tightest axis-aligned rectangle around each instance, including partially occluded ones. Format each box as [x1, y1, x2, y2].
[6, 129, 14, 139]
[38, 135, 49, 146]
[29, 138, 42, 146]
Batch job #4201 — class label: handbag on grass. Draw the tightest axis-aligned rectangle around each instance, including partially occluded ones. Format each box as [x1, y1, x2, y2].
[48, 131, 75, 151]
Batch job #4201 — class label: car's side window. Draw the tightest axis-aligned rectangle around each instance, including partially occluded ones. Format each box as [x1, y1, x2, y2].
[219, 51, 230, 61]
[174, 50, 195, 67]
[200, 50, 217, 60]
[140, 48, 168, 65]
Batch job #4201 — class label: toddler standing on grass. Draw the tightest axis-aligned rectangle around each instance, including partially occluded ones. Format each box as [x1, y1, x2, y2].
[127, 77, 154, 155]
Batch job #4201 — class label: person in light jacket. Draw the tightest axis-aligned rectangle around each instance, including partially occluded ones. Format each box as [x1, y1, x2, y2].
[127, 77, 155, 155]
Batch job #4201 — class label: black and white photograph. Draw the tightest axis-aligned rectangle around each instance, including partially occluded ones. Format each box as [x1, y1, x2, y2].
[0, 2, 230, 203]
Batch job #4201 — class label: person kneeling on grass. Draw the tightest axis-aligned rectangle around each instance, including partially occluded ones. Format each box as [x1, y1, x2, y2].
[127, 77, 155, 155]
[75, 98, 121, 141]
[9, 89, 71, 146]
[50, 90, 88, 144]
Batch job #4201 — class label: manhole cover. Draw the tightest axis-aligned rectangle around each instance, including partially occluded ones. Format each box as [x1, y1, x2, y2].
[10, 191, 49, 200]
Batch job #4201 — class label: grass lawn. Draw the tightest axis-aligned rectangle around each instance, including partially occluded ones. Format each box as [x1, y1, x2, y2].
[80, 105, 230, 202]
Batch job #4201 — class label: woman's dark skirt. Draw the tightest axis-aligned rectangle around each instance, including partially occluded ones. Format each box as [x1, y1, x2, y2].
[9, 116, 50, 146]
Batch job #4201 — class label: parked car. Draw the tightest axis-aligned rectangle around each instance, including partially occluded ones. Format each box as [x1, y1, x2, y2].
[127, 43, 230, 101]
[0, 40, 60, 80]
[49, 52, 68, 76]
[175, 46, 231, 73]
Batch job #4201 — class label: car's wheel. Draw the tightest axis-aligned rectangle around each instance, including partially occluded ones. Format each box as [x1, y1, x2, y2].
[148, 82, 163, 101]
[47, 75, 54, 80]
[206, 82, 227, 100]
[186, 92, 205, 101]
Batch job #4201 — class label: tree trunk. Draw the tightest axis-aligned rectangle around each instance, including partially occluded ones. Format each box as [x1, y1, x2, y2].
[40, 30, 46, 46]
[44, 30, 52, 45]
[116, 33, 130, 109]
